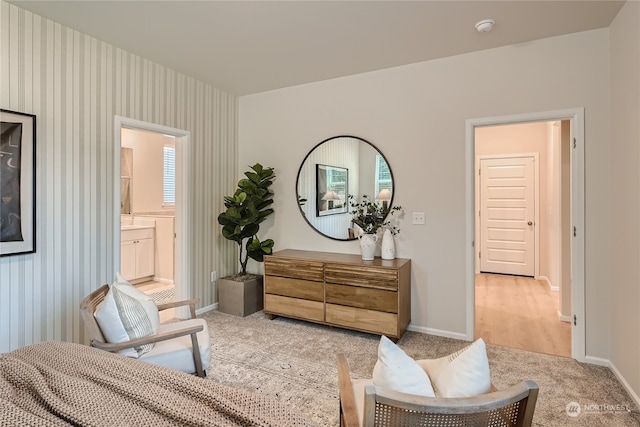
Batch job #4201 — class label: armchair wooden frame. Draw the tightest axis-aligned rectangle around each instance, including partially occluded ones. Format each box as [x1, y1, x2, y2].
[337, 353, 539, 427]
[80, 284, 206, 377]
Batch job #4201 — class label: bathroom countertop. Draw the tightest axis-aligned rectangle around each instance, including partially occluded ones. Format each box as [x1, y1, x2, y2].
[121, 224, 155, 231]
[121, 218, 156, 230]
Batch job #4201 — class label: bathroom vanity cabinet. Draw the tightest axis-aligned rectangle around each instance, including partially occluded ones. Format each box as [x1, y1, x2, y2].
[121, 227, 155, 282]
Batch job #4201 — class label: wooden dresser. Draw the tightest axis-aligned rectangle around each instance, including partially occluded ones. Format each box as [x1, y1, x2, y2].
[263, 249, 411, 340]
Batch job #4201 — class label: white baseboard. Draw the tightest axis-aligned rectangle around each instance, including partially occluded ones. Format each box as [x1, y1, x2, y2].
[152, 277, 174, 285]
[407, 324, 470, 342]
[537, 275, 559, 292]
[571, 355, 640, 409]
[584, 355, 610, 367]
[196, 303, 217, 316]
[536, 275, 550, 288]
[558, 311, 572, 323]
[412, 323, 640, 410]
[610, 361, 640, 410]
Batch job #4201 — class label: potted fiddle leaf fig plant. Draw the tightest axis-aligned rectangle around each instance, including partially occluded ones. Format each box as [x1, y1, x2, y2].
[216, 163, 276, 316]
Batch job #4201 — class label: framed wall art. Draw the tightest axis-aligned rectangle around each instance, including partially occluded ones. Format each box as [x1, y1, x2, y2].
[1, 109, 36, 256]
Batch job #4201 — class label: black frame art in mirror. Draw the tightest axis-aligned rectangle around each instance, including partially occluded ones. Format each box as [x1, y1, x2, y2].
[296, 135, 395, 241]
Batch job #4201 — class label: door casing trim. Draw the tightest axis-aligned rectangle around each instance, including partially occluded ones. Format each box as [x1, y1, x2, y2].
[113, 116, 191, 316]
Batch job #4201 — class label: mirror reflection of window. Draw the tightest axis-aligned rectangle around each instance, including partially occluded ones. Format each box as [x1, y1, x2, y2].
[375, 155, 392, 196]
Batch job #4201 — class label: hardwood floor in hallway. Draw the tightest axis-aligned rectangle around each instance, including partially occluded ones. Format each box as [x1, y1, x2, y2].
[475, 273, 571, 358]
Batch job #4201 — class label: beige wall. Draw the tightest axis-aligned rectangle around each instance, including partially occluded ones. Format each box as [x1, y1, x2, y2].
[121, 128, 174, 214]
[609, 0, 640, 402]
[239, 29, 611, 358]
[0, 1, 238, 352]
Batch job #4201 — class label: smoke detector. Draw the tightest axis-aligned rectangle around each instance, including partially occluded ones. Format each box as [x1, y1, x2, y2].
[475, 19, 495, 33]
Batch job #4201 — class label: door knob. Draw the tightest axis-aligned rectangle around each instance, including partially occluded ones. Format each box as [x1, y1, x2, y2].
[527, 221, 533, 226]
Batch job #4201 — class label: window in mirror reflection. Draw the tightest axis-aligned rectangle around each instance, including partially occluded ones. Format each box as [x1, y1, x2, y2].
[316, 164, 348, 217]
[375, 155, 392, 196]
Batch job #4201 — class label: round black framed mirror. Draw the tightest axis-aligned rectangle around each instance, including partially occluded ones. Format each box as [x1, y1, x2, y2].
[295, 135, 395, 241]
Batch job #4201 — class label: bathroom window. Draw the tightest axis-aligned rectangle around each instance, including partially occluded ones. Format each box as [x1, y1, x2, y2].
[163, 144, 175, 206]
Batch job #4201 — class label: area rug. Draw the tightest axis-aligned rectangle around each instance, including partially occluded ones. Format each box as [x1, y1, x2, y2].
[199, 310, 639, 427]
[145, 284, 175, 304]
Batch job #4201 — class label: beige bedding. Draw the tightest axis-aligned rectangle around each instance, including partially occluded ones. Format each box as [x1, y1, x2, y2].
[0, 341, 317, 426]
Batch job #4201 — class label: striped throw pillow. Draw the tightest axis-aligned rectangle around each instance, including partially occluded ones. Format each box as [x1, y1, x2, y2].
[111, 285, 155, 357]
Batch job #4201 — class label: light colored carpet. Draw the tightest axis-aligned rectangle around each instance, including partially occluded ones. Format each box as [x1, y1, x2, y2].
[199, 310, 639, 427]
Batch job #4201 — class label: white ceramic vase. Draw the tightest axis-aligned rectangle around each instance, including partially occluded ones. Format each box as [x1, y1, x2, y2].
[358, 233, 378, 260]
[381, 227, 396, 260]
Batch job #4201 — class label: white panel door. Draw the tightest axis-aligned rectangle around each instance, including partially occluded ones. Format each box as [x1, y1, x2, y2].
[480, 157, 535, 276]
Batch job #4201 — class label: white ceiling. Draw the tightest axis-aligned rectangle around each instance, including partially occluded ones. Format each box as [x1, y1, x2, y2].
[9, 0, 625, 96]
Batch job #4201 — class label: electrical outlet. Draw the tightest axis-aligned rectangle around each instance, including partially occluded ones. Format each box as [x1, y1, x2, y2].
[412, 212, 425, 225]
[211, 271, 217, 282]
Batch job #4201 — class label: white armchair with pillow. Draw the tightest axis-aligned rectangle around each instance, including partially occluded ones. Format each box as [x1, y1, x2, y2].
[80, 274, 210, 377]
[338, 336, 538, 427]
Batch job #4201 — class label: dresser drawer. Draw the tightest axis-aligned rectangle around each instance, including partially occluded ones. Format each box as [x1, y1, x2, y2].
[265, 294, 324, 322]
[325, 263, 398, 290]
[326, 303, 398, 337]
[326, 283, 397, 313]
[265, 257, 324, 281]
[264, 276, 324, 302]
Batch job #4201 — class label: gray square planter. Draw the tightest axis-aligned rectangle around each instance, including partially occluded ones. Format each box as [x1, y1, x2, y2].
[217, 275, 264, 317]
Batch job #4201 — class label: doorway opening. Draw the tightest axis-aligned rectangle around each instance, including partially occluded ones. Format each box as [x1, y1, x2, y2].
[475, 124, 570, 357]
[114, 116, 192, 318]
[465, 109, 585, 362]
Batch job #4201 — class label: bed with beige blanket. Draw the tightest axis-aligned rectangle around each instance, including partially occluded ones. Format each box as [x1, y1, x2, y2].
[0, 341, 317, 426]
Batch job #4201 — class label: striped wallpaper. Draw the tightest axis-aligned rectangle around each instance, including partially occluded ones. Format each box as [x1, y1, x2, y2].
[298, 137, 360, 240]
[0, 1, 238, 352]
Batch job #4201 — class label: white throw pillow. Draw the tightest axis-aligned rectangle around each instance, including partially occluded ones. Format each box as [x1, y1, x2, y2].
[372, 336, 435, 397]
[94, 284, 155, 358]
[114, 272, 160, 334]
[417, 338, 491, 398]
[111, 285, 155, 357]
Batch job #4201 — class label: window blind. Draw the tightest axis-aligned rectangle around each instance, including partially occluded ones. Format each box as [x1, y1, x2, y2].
[163, 146, 176, 205]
